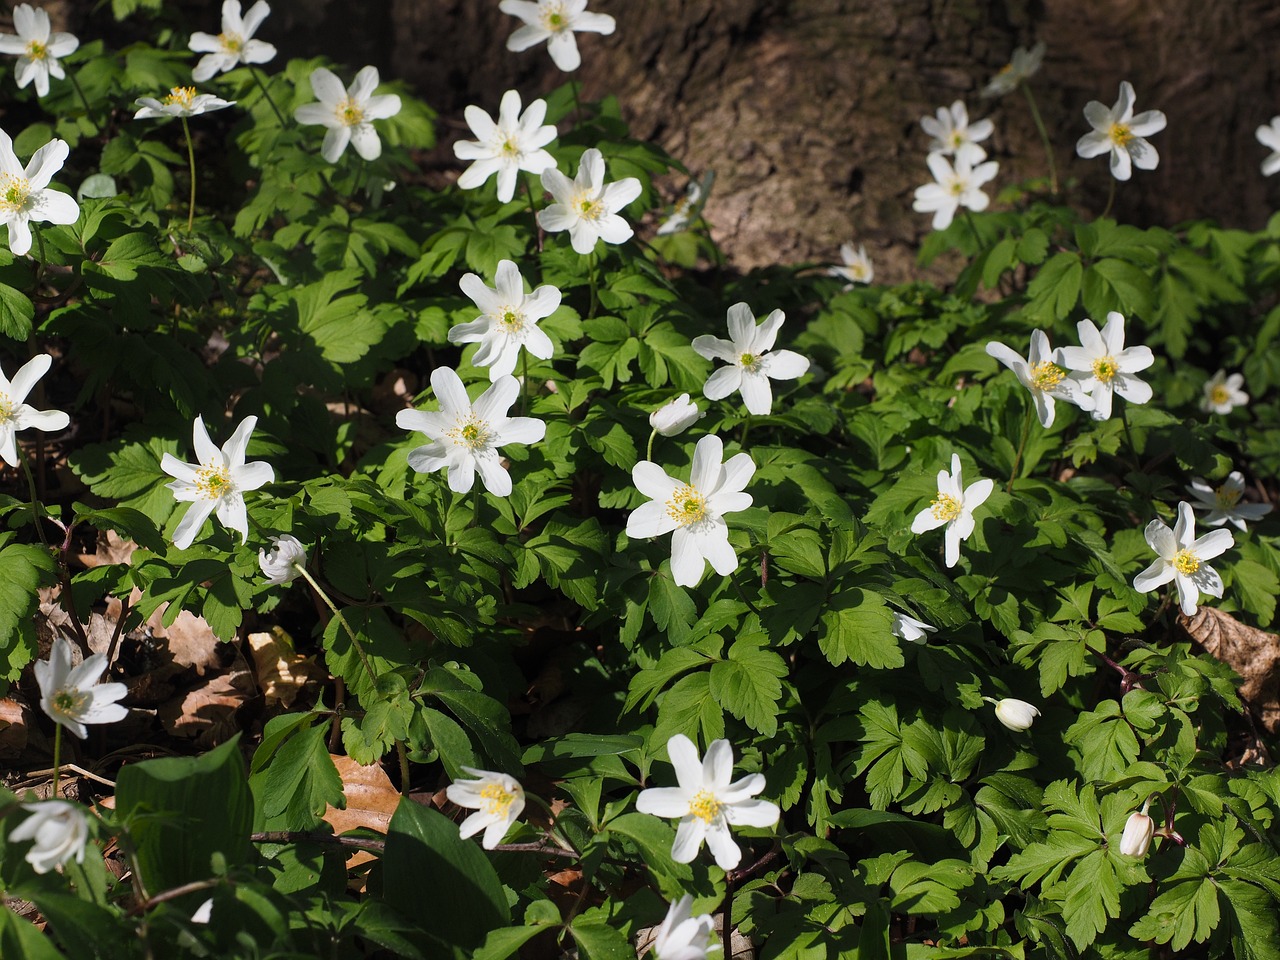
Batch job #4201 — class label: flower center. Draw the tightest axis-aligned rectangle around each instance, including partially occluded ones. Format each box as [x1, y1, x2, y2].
[1210, 385, 1231, 406]
[540, 3, 569, 32]
[576, 195, 603, 221]
[0, 173, 31, 215]
[1172, 549, 1200, 575]
[501, 136, 521, 157]
[950, 131, 965, 148]
[1216, 485, 1243, 509]
[25, 39, 47, 61]
[1030, 361, 1065, 391]
[497, 308, 524, 333]
[195, 465, 233, 500]
[479, 781, 517, 817]
[931, 493, 962, 522]
[1109, 122, 1133, 146]
[336, 97, 364, 127]
[949, 179, 966, 196]
[689, 789, 723, 823]
[448, 414, 491, 451]
[163, 86, 197, 109]
[1092, 355, 1118, 383]
[0, 391, 13, 422]
[666, 484, 707, 526]
[53, 688, 87, 715]
[739, 352, 763, 371]
[218, 31, 244, 53]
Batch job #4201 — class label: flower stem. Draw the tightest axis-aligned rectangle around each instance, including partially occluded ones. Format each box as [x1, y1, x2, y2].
[472, 484, 482, 529]
[1100, 177, 1117, 221]
[1020, 83, 1058, 195]
[1007, 401, 1033, 493]
[739, 413, 752, 449]
[1121, 403, 1141, 470]
[19, 453, 50, 549]
[524, 175, 544, 253]
[961, 208, 982, 250]
[249, 65, 287, 126]
[645, 427, 657, 463]
[51, 723, 62, 797]
[396, 741, 411, 796]
[587, 251, 598, 319]
[294, 564, 378, 691]
[181, 117, 197, 232]
[521, 349, 529, 417]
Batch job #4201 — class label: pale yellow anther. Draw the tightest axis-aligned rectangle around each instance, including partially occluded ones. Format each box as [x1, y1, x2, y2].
[689, 789, 722, 823]
[480, 781, 516, 817]
[666, 485, 707, 526]
[195, 465, 233, 500]
[1109, 123, 1133, 147]
[931, 493, 962, 522]
[1172, 549, 1201, 576]
[1030, 361, 1065, 391]
[1092, 356, 1118, 383]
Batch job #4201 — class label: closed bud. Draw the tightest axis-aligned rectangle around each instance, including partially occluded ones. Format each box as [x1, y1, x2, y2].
[649, 393, 703, 437]
[993, 697, 1040, 732]
[259, 535, 307, 586]
[1120, 802, 1155, 857]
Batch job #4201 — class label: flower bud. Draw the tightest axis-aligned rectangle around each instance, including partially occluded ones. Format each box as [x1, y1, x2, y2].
[1119, 804, 1155, 857]
[993, 697, 1040, 732]
[649, 394, 703, 437]
[259, 535, 307, 586]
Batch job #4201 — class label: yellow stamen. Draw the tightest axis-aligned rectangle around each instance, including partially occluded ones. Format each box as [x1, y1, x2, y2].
[1172, 549, 1200, 575]
[540, 3, 569, 31]
[1109, 123, 1133, 146]
[53, 688, 87, 714]
[163, 86, 197, 109]
[336, 97, 364, 127]
[1030, 361, 1065, 391]
[497, 308, 523, 333]
[501, 137, 520, 156]
[931, 493, 962, 522]
[739, 353, 761, 370]
[666, 484, 707, 526]
[689, 789, 722, 823]
[480, 781, 516, 817]
[25, 39, 46, 61]
[0, 391, 12, 421]
[218, 31, 244, 53]
[0, 173, 31, 214]
[448, 415, 491, 451]
[1209, 385, 1230, 406]
[1215, 486, 1242, 509]
[195, 465, 233, 500]
[577, 196, 602, 220]
[1092, 356, 1118, 383]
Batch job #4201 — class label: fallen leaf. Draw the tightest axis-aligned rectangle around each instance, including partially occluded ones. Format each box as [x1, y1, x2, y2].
[248, 628, 327, 709]
[322, 755, 400, 869]
[1180, 607, 1280, 732]
[157, 649, 255, 746]
[0, 697, 30, 759]
[76, 529, 138, 569]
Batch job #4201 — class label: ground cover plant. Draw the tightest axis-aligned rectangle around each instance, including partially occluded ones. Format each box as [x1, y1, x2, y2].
[2, 3, 1280, 958]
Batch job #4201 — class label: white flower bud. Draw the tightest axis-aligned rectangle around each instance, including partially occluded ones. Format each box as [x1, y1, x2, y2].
[1119, 803, 1155, 857]
[993, 697, 1040, 732]
[259, 535, 307, 586]
[649, 393, 704, 437]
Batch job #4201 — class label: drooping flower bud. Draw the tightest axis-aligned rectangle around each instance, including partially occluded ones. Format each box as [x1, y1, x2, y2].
[993, 697, 1040, 732]
[259, 535, 307, 586]
[1119, 800, 1155, 857]
[649, 394, 703, 437]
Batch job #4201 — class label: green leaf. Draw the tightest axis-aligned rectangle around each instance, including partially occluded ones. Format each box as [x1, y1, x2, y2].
[0, 283, 33, 339]
[1024, 251, 1082, 322]
[708, 634, 787, 736]
[1128, 877, 1220, 952]
[570, 921, 634, 960]
[250, 719, 343, 831]
[816, 588, 900, 668]
[0, 540, 57, 680]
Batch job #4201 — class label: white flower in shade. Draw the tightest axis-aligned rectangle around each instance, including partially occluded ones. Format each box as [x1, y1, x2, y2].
[1075, 81, 1166, 182]
[912, 153, 999, 231]
[34, 636, 127, 740]
[828, 242, 873, 287]
[657, 180, 703, 236]
[692, 303, 810, 416]
[0, 131, 79, 257]
[294, 66, 402, 164]
[0, 354, 69, 465]
[910, 453, 994, 568]
[920, 101, 993, 166]
[627, 435, 754, 588]
[258, 534, 307, 585]
[652, 894, 720, 960]
[8, 801, 89, 874]
[500, 0, 616, 73]
[188, 1, 276, 82]
[986, 330, 1095, 428]
[445, 767, 525, 849]
[396, 367, 545, 497]
[1186, 473, 1272, 532]
[1058, 312, 1153, 421]
[133, 86, 235, 119]
[538, 148, 641, 255]
[891, 611, 937, 644]
[650, 394, 703, 437]
[454, 89, 557, 203]
[451, 259, 559, 380]
[991, 697, 1040, 732]
[1119, 800, 1155, 857]
[1257, 117, 1280, 177]
[160, 415, 275, 550]
[981, 42, 1045, 98]
[0, 4, 78, 98]
[635, 734, 779, 871]
[1134, 501, 1234, 617]
[1201, 369, 1248, 415]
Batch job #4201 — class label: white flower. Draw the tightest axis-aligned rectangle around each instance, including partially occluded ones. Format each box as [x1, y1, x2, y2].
[0, 131, 79, 256]
[161, 415, 275, 550]
[1134, 501, 1233, 617]
[1119, 801, 1154, 857]
[627, 435, 754, 588]
[1202, 369, 1248, 415]
[1257, 117, 1280, 177]
[445, 767, 525, 849]
[657, 180, 703, 236]
[0, 353, 69, 465]
[992, 697, 1040, 732]
[0, 4, 78, 98]
[912, 153, 999, 231]
[650, 394, 703, 437]
[1057, 312, 1154, 421]
[34, 636, 127, 740]
[986, 330, 1095, 428]
[188, 1, 276, 82]
[652, 894, 720, 960]
[920, 101, 993, 166]
[8, 801, 89, 874]
[454, 89, 557, 203]
[692, 303, 810, 416]
[635, 734, 779, 871]
[396, 367, 545, 497]
[259, 534, 307, 585]
[133, 86, 236, 119]
[981, 42, 1045, 98]
[500, 0, 616, 73]
[891, 611, 937, 644]
[1075, 81, 1166, 182]
[294, 66, 402, 164]
[828, 242, 873, 287]
[451, 259, 559, 381]
[910, 453, 994, 568]
[1186, 472, 1272, 532]
[538, 147, 641, 255]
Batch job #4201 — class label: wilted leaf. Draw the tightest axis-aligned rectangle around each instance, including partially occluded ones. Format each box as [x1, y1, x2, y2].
[1180, 607, 1280, 732]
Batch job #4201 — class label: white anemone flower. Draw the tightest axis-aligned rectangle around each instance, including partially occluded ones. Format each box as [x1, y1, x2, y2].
[0, 353, 69, 465]
[1186, 473, 1272, 532]
[1201, 369, 1248, 415]
[0, 4, 77, 98]
[652, 894, 720, 960]
[1134, 501, 1234, 617]
[920, 101, 993, 166]
[538, 148, 641, 255]
[161, 415, 275, 550]
[692, 303, 810, 416]
[910, 453, 994, 568]
[891, 611, 938, 644]
[451, 259, 559, 380]
[500, 0, 616, 73]
[627, 435, 754, 588]
[635, 734, 780, 871]
[649, 394, 703, 438]
[8, 801, 89, 874]
[981, 42, 1045, 98]
[133, 86, 235, 119]
[0, 131, 79, 256]
[188, 1, 276, 82]
[1058, 312, 1153, 421]
[454, 89, 557, 203]
[294, 66, 402, 164]
[657, 180, 703, 236]
[1075, 81, 1166, 182]
[34, 636, 128, 739]
[1257, 117, 1280, 177]
[445, 767, 525, 849]
[986, 330, 1095, 428]
[258, 534, 307, 585]
[396, 367, 545, 497]
[990, 697, 1040, 732]
[828, 242, 873, 287]
[912, 152, 999, 231]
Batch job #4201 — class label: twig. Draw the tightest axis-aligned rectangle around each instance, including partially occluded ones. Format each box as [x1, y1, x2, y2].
[126, 878, 220, 918]
[250, 831, 386, 853]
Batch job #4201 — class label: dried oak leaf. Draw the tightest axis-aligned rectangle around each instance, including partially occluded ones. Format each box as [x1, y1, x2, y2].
[247, 628, 326, 709]
[1180, 607, 1280, 733]
[157, 649, 255, 746]
[322, 755, 400, 869]
[0, 697, 30, 759]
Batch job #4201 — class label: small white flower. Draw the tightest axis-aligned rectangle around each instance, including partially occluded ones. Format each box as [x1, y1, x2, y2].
[538, 148, 641, 255]
[451, 259, 559, 381]
[294, 66, 402, 164]
[657, 180, 703, 236]
[992, 697, 1040, 732]
[188, 0, 276, 82]
[1201, 369, 1248, 415]
[910, 453, 994, 568]
[161, 415, 275, 550]
[1186, 472, 1272, 532]
[920, 101, 993, 166]
[1057, 312, 1154, 421]
[912, 152, 999, 231]
[1134, 501, 1234, 617]
[1075, 81, 1166, 182]
[986, 330, 1095, 428]
[190, 899, 214, 924]
[500, 0, 616, 73]
[0, 4, 78, 98]
[454, 89, 558, 203]
[891, 611, 937, 644]
[445, 766, 525, 849]
[693, 303, 809, 416]
[8, 801, 89, 874]
[0, 130, 79, 256]
[650, 394, 703, 438]
[258, 534, 307, 585]
[981, 42, 1045, 98]
[396, 367, 546, 497]
[635, 734, 779, 871]
[0, 354, 69, 465]
[627, 435, 754, 588]
[34, 636, 127, 740]
[133, 86, 236, 119]
[652, 894, 720, 960]
[828, 242, 873, 288]
[1119, 801, 1155, 857]
[1257, 117, 1280, 177]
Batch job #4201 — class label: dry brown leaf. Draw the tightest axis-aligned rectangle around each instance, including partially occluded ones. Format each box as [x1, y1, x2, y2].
[248, 628, 327, 709]
[76, 529, 138, 569]
[0, 697, 30, 759]
[1180, 607, 1280, 732]
[139, 587, 221, 676]
[158, 650, 255, 746]
[322, 755, 400, 869]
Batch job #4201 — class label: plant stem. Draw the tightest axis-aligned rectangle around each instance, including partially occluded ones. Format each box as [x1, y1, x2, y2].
[961, 208, 982, 250]
[739, 413, 752, 449]
[68, 71, 93, 118]
[587, 251, 598, 319]
[51, 723, 62, 797]
[249, 65, 287, 126]
[521, 349, 529, 417]
[19, 453, 50, 549]
[1007, 401, 1033, 493]
[396, 741, 411, 796]
[722, 868, 736, 960]
[1100, 177, 1117, 221]
[181, 117, 197, 232]
[524, 175, 543, 253]
[294, 564, 378, 691]
[472, 484, 482, 529]
[1120, 403, 1140, 470]
[1020, 83, 1058, 194]
[645, 427, 657, 462]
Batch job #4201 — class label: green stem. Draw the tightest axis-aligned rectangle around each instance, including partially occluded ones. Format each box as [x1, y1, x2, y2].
[1007, 401, 1033, 493]
[1020, 83, 1058, 194]
[472, 484, 482, 529]
[396, 741, 411, 797]
[1121, 403, 1140, 470]
[524, 175, 543, 253]
[181, 116, 197, 232]
[249, 65, 287, 126]
[19, 454, 49, 548]
[68, 71, 93, 118]
[587, 251, 598, 319]
[521, 349, 529, 417]
[294, 564, 378, 691]
[645, 427, 657, 463]
[1100, 177, 1117, 221]
[961, 208, 982, 251]
[739, 413, 752, 450]
[32, 223, 47, 289]
[51, 723, 62, 798]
